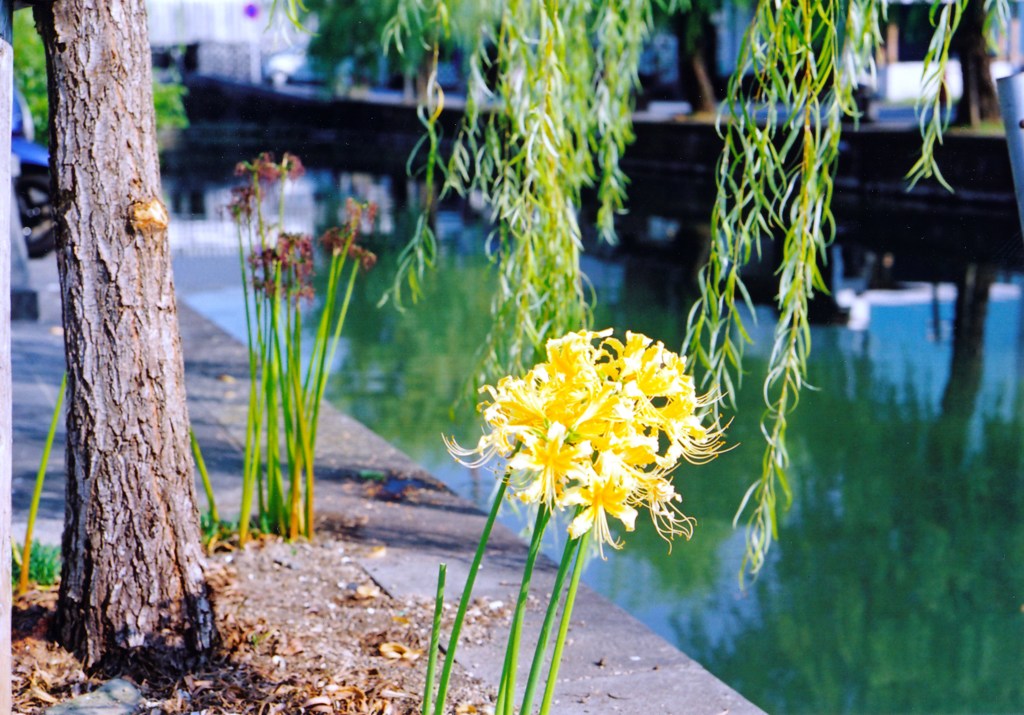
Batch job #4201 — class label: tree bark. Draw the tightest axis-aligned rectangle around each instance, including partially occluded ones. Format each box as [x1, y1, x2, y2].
[954, 0, 1000, 127]
[35, 0, 215, 670]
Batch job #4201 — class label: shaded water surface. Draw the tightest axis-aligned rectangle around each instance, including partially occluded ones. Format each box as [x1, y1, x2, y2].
[168, 151, 1024, 714]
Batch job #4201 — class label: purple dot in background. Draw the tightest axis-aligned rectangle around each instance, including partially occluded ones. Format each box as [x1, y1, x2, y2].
[244, 3, 260, 19]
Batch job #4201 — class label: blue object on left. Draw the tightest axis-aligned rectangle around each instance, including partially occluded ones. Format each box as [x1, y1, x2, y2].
[1, 1, 10, 45]
[12, 86, 54, 257]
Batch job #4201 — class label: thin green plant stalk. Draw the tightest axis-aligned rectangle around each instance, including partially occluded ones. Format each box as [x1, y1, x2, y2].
[289, 320, 317, 538]
[242, 386, 265, 539]
[236, 216, 261, 544]
[496, 505, 551, 715]
[232, 157, 288, 540]
[299, 231, 364, 537]
[431, 478, 509, 715]
[249, 189, 274, 531]
[519, 529, 579, 714]
[265, 306, 283, 528]
[302, 238, 345, 401]
[540, 532, 589, 714]
[19, 372, 65, 596]
[232, 155, 375, 542]
[293, 244, 344, 538]
[288, 301, 318, 538]
[271, 275, 293, 534]
[281, 297, 302, 538]
[265, 338, 286, 529]
[422, 563, 447, 715]
[238, 386, 261, 542]
[268, 265, 298, 539]
[308, 251, 359, 434]
[190, 428, 219, 525]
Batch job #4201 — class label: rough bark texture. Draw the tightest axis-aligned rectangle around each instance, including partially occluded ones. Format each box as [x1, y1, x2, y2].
[954, 0, 1000, 127]
[36, 0, 215, 670]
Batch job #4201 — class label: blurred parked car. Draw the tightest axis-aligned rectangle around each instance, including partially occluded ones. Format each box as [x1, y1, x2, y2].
[12, 88, 54, 258]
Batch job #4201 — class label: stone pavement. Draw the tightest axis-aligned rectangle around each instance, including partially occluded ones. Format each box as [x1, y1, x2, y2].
[14, 256, 763, 715]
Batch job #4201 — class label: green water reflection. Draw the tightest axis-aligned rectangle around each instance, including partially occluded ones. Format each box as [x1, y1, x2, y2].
[329, 226, 1024, 713]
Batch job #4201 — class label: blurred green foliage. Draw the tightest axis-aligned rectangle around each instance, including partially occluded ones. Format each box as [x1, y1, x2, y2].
[12, 541, 61, 588]
[305, 0, 413, 87]
[13, 11, 189, 144]
[152, 79, 190, 131]
[13, 12, 48, 142]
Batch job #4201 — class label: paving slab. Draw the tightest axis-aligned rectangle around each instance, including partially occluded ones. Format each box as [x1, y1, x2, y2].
[43, 679, 142, 715]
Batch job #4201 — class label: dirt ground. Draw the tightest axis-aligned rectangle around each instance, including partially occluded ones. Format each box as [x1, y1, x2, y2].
[12, 517, 503, 715]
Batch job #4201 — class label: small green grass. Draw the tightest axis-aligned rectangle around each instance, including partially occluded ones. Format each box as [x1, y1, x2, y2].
[13, 541, 61, 588]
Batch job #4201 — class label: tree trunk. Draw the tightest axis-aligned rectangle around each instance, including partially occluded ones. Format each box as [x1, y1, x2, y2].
[35, 0, 215, 670]
[954, 0, 1000, 127]
[674, 12, 717, 115]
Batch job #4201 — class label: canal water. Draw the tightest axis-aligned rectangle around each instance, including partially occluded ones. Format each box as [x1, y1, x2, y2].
[167, 152, 1024, 714]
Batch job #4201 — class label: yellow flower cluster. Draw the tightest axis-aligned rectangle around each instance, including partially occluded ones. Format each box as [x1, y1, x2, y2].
[448, 329, 725, 552]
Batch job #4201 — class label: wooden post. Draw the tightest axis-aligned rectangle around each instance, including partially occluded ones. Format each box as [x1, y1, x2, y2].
[1010, 18, 1021, 67]
[0, 0, 14, 710]
[885, 22, 899, 66]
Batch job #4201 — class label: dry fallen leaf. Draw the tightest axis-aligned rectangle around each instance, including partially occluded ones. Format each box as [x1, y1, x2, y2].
[29, 685, 58, 705]
[456, 704, 480, 714]
[302, 695, 333, 712]
[379, 687, 415, 699]
[31, 669, 54, 688]
[277, 637, 305, 656]
[333, 685, 367, 701]
[355, 584, 381, 600]
[378, 642, 422, 662]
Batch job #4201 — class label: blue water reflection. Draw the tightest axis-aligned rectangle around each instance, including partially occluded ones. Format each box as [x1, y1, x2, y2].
[172, 165, 1024, 714]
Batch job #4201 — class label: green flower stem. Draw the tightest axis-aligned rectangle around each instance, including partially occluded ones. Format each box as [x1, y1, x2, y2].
[232, 159, 376, 543]
[237, 221, 260, 544]
[422, 563, 447, 715]
[519, 531, 578, 715]
[496, 505, 551, 715]
[276, 292, 300, 539]
[432, 478, 509, 715]
[539, 532, 589, 715]
[265, 338, 286, 528]
[285, 302, 309, 536]
[303, 249, 360, 537]
[311, 257, 359, 431]
[19, 372, 65, 595]
[306, 240, 348, 418]
[190, 428, 218, 524]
